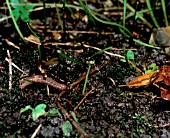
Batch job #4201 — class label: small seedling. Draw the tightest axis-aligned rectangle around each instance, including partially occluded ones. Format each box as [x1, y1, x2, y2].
[133, 113, 147, 122]
[46, 108, 62, 117]
[20, 104, 46, 121]
[62, 120, 73, 137]
[126, 50, 134, 60]
[10, 0, 35, 22]
[121, 50, 135, 69]
[20, 105, 73, 136]
[145, 63, 157, 74]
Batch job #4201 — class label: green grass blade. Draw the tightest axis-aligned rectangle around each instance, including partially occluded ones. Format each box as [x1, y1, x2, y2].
[133, 39, 160, 49]
[57, 50, 82, 65]
[82, 64, 91, 94]
[88, 8, 131, 37]
[6, 0, 26, 43]
[27, 23, 40, 39]
[146, 0, 159, 28]
[79, 0, 96, 27]
[161, 0, 168, 26]
[118, 0, 153, 28]
[10, 3, 83, 10]
[123, 0, 127, 30]
[125, 7, 160, 20]
[55, 3, 63, 31]
[90, 47, 112, 59]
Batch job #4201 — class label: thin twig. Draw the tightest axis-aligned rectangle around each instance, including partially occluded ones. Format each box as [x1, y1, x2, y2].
[59, 63, 106, 98]
[0, 16, 11, 22]
[107, 77, 117, 86]
[26, 38, 141, 74]
[20, 75, 68, 91]
[74, 89, 93, 112]
[5, 57, 26, 74]
[31, 124, 42, 138]
[3, 39, 20, 49]
[56, 97, 87, 137]
[156, 123, 170, 128]
[7, 50, 12, 90]
[83, 44, 143, 74]
[70, 63, 105, 88]
[25, 35, 136, 50]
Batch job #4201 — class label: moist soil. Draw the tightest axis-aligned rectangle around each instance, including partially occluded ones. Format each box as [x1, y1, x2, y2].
[1, 1, 170, 138]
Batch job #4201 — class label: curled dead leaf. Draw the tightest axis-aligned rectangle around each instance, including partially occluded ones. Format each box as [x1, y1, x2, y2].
[125, 65, 170, 87]
[161, 89, 170, 101]
[124, 65, 170, 101]
[154, 66, 170, 86]
[125, 72, 156, 87]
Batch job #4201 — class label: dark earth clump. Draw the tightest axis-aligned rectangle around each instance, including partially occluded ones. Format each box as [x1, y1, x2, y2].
[1, 1, 170, 137]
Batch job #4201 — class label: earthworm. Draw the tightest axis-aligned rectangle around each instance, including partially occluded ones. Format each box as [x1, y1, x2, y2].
[19, 75, 68, 91]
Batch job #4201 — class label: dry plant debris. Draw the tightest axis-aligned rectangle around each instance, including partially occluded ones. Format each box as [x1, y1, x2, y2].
[20, 75, 68, 91]
[125, 65, 170, 100]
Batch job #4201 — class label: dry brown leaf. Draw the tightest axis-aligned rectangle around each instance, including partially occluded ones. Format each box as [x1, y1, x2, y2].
[144, 65, 170, 86]
[125, 72, 156, 87]
[44, 58, 59, 66]
[161, 89, 170, 101]
[73, 49, 84, 53]
[125, 66, 170, 87]
[52, 32, 62, 40]
[125, 65, 170, 101]
[154, 66, 170, 86]
[26, 34, 40, 43]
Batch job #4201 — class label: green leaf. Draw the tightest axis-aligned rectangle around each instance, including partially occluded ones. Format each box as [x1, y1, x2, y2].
[10, 0, 34, 22]
[148, 63, 157, 71]
[32, 104, 46, 121]
[20, 9, 31, 22]
[10, 0, 23, 10]
[145, 63, 157, 74]
[126, 50, 134, 60]
[10, 0, 19, 8]
[12, 9, 20, 21]
[20, 105, 33, 113]
[47, 108, 61, 117]
[20, 0, 24, 3]
[62, 121, 73, 137]
[10, 0, 18, 3]
[25, 3, 35, 10]
[145, 69, 152, 74]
